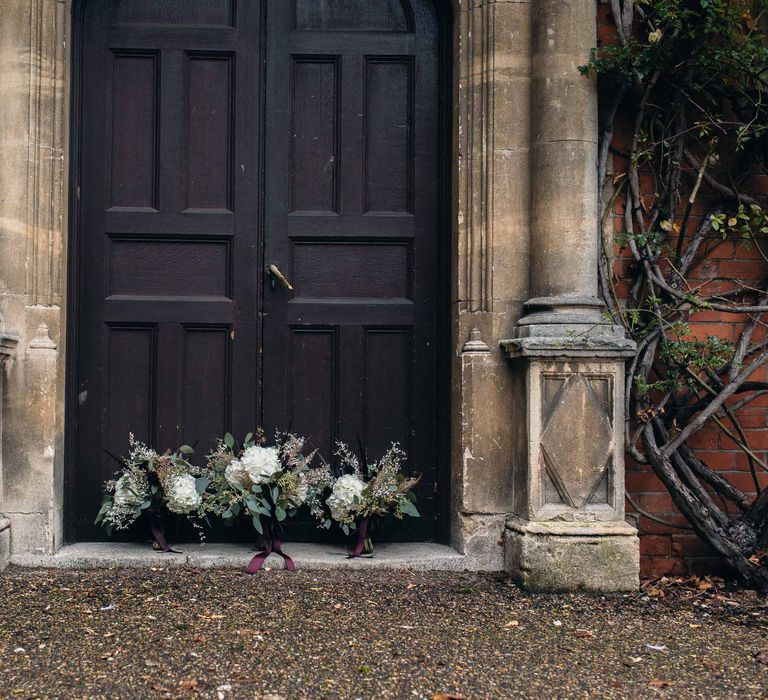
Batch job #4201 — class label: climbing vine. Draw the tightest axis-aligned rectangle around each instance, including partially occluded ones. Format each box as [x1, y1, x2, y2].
[583, 0, 768, 589]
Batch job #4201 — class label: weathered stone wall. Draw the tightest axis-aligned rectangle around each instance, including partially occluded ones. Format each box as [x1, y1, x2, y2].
[0, 0, 70, 557]
[450, 0, 532, 569]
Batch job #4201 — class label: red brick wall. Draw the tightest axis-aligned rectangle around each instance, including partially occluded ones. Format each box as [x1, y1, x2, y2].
[596, 6, 768, 578]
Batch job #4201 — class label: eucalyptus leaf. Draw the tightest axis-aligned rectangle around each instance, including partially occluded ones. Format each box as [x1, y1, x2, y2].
[252, 515, 263, 535]
[245, 495, 260, 512]
[400, 499, 420, 518]
[178, 444, 195, 455]
[224, 432, 235, 449]
[195, 477, 211, 494]
[275, 506, 286, 522]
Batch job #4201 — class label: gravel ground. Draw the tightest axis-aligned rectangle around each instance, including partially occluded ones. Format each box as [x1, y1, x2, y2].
[0, 567, 766, 699]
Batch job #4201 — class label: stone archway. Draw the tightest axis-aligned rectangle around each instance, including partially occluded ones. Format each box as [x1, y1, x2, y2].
[0, 0, 639, 591]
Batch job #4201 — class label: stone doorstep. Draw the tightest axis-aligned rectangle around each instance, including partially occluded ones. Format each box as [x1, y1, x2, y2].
[8, 541, 498, 572]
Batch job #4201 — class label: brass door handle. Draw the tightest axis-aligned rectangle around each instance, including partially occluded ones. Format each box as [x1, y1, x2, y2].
[267, 263, 293, 291]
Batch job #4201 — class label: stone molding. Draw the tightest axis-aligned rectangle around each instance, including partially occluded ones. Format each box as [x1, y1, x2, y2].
[25, 0, 68, 307]
[456, 0, 496, 313]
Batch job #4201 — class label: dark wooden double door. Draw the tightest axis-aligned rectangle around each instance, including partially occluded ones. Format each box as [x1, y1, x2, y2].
[72, 0, 443, 541]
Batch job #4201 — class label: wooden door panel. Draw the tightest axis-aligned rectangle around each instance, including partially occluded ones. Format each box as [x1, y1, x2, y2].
[294, 0, 411, 32]
[115, 0, 235, 27]
[364, 57, 414, 213]
[109, 53, 158, 208]
[290, 58, 340, 214]
[185, 55, 234, 211]
[263, 0, 440, 540]
[74, 0, 261, 540]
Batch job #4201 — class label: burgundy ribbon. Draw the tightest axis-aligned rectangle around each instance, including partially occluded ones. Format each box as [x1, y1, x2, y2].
[346, 517, 371, 559]
[246, 535, 296, 574]
[147, 511, 180, 553]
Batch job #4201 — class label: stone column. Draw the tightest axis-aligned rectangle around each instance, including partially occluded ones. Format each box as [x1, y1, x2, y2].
[500, 0, 639, 591]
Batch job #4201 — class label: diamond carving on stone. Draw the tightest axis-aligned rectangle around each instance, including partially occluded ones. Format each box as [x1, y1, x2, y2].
[540, 374, 613, 508]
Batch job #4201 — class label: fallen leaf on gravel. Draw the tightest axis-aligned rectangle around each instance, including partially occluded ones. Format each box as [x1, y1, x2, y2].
[99, 604, 116, 611]
[645, 644, 667, 651]
[754, 650, 768, 665]
[144, 660, 160, 667]
[333, 603, 342, 609]
[504, 620, 520, 628]
[574, 629, 594, 638]
[623, 656, 643, 666]
[649, 679, 674, 688]
[13, 647, 25, 654]
[689, 624, 701, 629]
[553, 620, 562, 627]
[179, 679, 199, 689]
[407, 582, 418, 589]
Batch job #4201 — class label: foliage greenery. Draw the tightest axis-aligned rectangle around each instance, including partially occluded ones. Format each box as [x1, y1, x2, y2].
[583, 0, 768, 589]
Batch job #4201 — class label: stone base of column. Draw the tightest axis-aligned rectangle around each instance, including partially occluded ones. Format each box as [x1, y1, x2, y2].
[501, 303, 639, 592]
[505, 517, 639, 592]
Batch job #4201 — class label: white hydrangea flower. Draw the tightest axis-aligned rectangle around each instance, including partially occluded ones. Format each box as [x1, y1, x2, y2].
[294, 480, 309, 507]
[165, 473, 202, 514]
[224, 461, 248, 487]
[327, 474, 366, 521]
[239, 445, 281, 485]
[113, 473, 145, 508]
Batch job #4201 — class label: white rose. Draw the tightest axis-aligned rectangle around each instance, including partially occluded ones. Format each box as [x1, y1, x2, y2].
[327, 474, 366, 521]
[239, 445, 281, 485]
[165, 473, 202, 514]
[113, 474, 144, 508]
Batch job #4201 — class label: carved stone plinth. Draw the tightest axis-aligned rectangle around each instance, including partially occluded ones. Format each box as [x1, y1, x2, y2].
[501, 328, 640, 591]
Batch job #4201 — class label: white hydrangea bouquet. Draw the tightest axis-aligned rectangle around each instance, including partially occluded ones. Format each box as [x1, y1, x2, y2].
[317, 442, 420, 558]
[95, 434, 210, 552]
[199, 430, 332, 573]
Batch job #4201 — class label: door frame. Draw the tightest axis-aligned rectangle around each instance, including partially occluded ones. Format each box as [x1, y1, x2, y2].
[63, 0, 453, 544]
